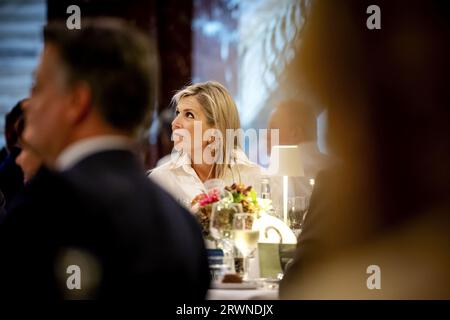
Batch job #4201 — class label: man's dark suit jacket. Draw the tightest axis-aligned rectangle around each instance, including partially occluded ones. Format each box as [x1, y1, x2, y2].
[0, 190, 5, 220]
[0, 150, 210, 300]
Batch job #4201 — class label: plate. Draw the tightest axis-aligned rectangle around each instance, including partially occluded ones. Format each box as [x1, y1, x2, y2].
[211, 281, 258, 290]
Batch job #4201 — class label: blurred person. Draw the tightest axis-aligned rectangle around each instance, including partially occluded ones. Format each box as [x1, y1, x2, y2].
[0, 100, 26, 205]
[149, 81, 262, 205]
[15, 142, 42, 184]
[267, 100, 331, 207]
[2, 99, 25, 156]
[268, 100, 329, 179]
[280, 0, 450, 299]
[0, 116, 43, 223]
[0, 146, 5, 163]
[0, 190, 4, 220]
[0, 19, 209, 300]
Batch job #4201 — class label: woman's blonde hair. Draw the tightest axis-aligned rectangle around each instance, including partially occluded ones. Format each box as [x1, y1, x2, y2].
[172, 81, 241, 179]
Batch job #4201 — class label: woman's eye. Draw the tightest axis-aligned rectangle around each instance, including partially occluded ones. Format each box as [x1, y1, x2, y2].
[175, 110, 180, 116]
[186, 112, 194, 119]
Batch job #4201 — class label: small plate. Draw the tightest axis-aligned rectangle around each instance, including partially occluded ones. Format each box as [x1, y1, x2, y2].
[211, 281, 258, 290]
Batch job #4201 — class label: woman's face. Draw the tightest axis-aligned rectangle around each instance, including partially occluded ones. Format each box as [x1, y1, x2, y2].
[171, 96, 214, 160]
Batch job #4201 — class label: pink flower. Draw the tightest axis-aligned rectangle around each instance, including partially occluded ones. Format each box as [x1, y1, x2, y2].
[197, 188, 221, 206]
[199, 198, 210, 206]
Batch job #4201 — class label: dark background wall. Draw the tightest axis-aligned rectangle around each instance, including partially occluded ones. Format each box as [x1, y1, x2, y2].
[46, 0, 193, 168]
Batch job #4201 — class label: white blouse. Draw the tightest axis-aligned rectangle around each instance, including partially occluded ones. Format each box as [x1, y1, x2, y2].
[148, 149, 263, 206]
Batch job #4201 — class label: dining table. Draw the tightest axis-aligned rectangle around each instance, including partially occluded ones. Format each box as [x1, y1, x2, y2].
[207, 287, 278, 300]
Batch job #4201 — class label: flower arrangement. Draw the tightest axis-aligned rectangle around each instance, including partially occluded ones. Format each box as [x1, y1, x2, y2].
[194, 189, 221, 207]
[191, 183, 261, 239]
[225, 183, 260, 214]
[190, 190, 219, 239]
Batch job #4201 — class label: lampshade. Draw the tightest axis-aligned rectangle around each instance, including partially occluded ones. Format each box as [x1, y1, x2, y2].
[267, 145, 304, 177]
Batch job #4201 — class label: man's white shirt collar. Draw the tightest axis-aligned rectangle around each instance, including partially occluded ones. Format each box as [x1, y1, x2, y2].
[55, 135, 133, 171]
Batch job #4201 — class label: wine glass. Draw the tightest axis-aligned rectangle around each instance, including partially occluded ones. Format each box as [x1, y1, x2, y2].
[288, 196, 307, 236]
[210, 202, 243, 240]
[210, 202, 243, 270]
[232, 213, 260, 280]
[204, 179, 225, 193]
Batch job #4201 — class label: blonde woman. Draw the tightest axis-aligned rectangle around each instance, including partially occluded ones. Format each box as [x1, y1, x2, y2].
[149, 81, 262, 205]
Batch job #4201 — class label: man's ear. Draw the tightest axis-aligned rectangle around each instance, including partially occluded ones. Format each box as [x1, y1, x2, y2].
[67, 82, 92, 125]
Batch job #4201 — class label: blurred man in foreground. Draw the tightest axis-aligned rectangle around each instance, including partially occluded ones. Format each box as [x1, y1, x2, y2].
[280, 0, 450, 299]
[0, 19, 209, 300]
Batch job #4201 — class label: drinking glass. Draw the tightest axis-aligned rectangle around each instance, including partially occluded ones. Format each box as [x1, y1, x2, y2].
[210, 202, 243, 270]
[232, 213, 259, 280]
[210, 202, 243, 240]
[287, 196, 307, 236]
[204, 179, 225, 193]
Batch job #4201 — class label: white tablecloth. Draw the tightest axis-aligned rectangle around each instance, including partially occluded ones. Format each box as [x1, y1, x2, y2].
[207, 289, 278, 300]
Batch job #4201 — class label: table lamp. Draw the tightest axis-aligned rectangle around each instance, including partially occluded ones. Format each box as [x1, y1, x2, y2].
[267, 145, 304, 224]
